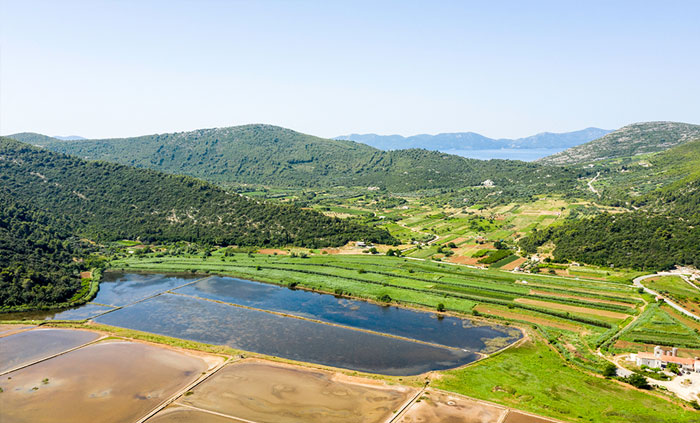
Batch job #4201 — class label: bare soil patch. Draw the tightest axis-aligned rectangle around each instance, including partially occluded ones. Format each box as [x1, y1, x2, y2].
[538, 269, 569, 277]
[501, 257, 527, 271]
[447, 256, 482, 265]
[514, 298, 628, 320]
[177, 360, 415, 423]
[529, 289, 632, 307]
[398, 388, 505, 422]
[257, 248, 288, 255]
[473, 305, 583, 333]
[504, 410, 562, 423]
[0, 340, 209, 423]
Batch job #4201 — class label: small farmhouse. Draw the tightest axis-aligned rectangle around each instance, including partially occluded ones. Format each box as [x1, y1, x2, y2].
[634, 346, 700, 373]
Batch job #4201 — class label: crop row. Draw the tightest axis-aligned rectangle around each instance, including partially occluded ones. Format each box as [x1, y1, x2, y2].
[283, 262, 635, 314]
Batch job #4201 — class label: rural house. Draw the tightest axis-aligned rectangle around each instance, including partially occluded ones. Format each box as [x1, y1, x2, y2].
[634, 346, 700, 373]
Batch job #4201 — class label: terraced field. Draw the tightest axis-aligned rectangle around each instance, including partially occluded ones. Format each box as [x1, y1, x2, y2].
[304, 193, 626, 269]
[613, 303, 700, 351]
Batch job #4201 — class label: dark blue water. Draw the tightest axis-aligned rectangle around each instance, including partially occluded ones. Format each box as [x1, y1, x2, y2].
[0, 272, 201, 321]
[95, 293, 478, 375]
[175, 275, 516, 350]
[92, 272, 202, 306]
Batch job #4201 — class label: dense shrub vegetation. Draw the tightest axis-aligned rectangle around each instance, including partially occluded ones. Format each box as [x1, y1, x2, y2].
[11, 125, 581, 193]
[0, 190, 87, 307]
[0, 138, 394, 307]
[0, 138, 393, 248]
[520, 179, 700, 270]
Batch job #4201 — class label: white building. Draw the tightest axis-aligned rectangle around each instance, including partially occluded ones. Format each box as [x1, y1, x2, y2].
[635, 346, 700, 373]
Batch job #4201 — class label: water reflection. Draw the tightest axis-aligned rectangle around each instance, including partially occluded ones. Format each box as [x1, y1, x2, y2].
[96, 293, 478, 375]
[176, 276, 519, 350]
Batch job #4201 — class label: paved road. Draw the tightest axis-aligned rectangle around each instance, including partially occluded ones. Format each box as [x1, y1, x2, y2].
[633, 272, 700, 320]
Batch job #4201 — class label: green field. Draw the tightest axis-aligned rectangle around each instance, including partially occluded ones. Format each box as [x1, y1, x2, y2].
[112, 252, 639, 332]
[436, 336, 700, 423]
[643, 276, 700, 313]
[614, 303, 700, 350]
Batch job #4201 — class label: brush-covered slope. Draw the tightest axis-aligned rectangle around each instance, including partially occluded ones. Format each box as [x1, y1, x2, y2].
[538, 122, 700, 165]
[12, 125, 578, 192]
[0, 138, 393, 248]
[0, 137, 394, 307]
[586, 138, 700, 202]
[0, 189, 88, 308]
[520, 176, 700, 270]
[12, 125, 382, 187]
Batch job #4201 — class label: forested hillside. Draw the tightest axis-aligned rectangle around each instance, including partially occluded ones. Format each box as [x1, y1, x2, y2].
[538, 121, 700, 165]
[0, 189, 88, 308]
[1, 138, 392, 248]
[520, 178, 700, 270]
[11, 125, 580, 193]
[1, 138, 395, 307]
[582, 138, 700, 203]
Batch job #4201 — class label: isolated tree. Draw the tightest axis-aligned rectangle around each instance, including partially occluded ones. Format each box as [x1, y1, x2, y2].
[667, 363, 680, 375]
[602, 363, 617, 377]
[626, 373, 650, 389]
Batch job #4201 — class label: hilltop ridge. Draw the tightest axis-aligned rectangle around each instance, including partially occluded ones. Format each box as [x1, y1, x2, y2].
[537, 121, 700, 165]
[9, 124, 578, 194]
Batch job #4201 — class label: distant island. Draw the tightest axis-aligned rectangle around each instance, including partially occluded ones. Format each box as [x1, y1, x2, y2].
[335, 127, 611, 160]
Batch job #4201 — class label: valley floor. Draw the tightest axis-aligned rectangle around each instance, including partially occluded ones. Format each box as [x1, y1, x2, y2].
[96, 251, 700, 421]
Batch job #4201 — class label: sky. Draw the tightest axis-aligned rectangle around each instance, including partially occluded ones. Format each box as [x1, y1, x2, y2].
[1, 0, 699, 139]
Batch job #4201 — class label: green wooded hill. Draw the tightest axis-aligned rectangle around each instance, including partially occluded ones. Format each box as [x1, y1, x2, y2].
[537, 121, 700, 165]
[10, 124, 578, 193]
[1, 137, 392, 247]
[0, 138, 394, 307]
[0, 189, 88, 308]
[520, 176, 700, 270]
[588, 138, 700, 204]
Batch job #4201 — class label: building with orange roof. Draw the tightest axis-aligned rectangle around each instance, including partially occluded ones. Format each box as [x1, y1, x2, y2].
[634, 346, 700, 373]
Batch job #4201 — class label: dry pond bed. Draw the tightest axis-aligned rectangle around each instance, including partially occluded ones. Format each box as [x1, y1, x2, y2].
[0, 324, 565, 423]
[174, 360, 416, 423]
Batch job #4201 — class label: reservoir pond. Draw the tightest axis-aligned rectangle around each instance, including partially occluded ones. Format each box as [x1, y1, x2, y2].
[3, 272, 521, 375]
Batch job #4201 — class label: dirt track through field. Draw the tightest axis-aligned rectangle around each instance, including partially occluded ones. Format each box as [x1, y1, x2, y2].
[529, 289, 632, 307]
[514, 298, 628, 319]
[473, 305, 583, 332]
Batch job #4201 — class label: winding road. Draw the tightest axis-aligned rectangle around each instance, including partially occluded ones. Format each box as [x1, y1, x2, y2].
[633, 272, 700, 320]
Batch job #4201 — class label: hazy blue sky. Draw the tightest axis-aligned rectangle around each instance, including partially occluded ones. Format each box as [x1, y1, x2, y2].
[1, 0, 698, 139]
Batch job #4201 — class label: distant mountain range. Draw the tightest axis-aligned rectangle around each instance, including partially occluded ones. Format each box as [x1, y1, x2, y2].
[335, 128, 611, 151]
[53, 135, 86, 141]
[537, 122, 700, 165]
